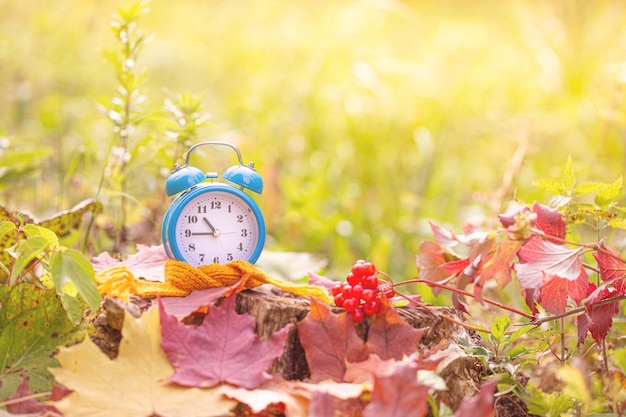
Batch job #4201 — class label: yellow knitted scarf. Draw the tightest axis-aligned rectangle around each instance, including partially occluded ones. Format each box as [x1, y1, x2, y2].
[96, 259, 332, 303]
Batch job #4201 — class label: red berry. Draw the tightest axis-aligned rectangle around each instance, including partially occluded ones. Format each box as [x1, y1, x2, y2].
[363, 299, 381, 316]
[342, 284, 354, 299]
[334, 293, 345, 307]
[362, 288, 375, 302]
[351, 307, 365, 323]
[346, 272, 360, 286]
[343, 297, 358, 313]
[332, 284, 342, 297]
[362, 274, 379, 290]
[352, 284, 364, 301]
[380, 283, 395, 299]
[351, 261, 376, 279]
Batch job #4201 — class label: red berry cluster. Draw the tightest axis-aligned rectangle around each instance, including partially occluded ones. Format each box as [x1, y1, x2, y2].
[332, 260, 395, 323]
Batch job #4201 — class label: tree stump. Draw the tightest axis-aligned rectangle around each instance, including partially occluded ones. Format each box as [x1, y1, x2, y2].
[235, 289, 482, 409]
[92, 289, 535, 416]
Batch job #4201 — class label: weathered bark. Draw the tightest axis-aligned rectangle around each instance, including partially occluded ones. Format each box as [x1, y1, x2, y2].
[91, 289, 535, 416]
[235, 290, 482, 406]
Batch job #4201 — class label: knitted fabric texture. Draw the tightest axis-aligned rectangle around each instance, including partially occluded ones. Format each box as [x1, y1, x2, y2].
[96, 259, 332, 303]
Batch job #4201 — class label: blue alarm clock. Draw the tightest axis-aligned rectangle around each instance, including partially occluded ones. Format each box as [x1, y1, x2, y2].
[162, 141, 266, 266]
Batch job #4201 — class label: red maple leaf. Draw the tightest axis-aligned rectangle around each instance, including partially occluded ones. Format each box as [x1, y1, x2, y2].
[362, 361, 429, 417]
[158, 294, 292, 389]
[454, 379, 497, 417]
[364, 298, 426, 360]
[515, 237, 583, 289]
[298, 298, 425, 382]
[159, 287, 231, 318]
[538, 270, 589, 315]
[344, 354, 396, 385]
[91, 244, 168, 281]
[296, 299, 365, 382]
[577, 283, 621, 346]
[533, 202, 566, 240]
[593, 242, 626, 294]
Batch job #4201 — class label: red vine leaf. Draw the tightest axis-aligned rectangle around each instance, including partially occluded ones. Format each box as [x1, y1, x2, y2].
[533, 202, 566, 240]
[416, 241, 454, 286]
[593, 242, 626, 294]
[159, 295, 292, 389]
[539, 269, 589, 315]
[429, 222, 459, 248]
[515, 237, 583, 289]
[578, 283, 621, 346]
[441, 257, 470, 275]
[362, 361, 429, 417]
[479, 240, 522, 288]
[296, 299, 365, 382]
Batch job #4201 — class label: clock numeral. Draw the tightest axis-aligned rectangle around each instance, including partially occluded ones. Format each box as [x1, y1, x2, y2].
[237, 242, 244, 251]
[236, 215, 243, 223]
[227, 253, 233, 261]
[198, 205, 207, 213]
[188, 215, 198, 224]
[213, 256, 220, 264]
[241, 229, 248, 237]
[211, 201, 221, 210]
[189, 243, 196, 251]
[228, 204, 232, 213]
[199, 253, 205, 262]
[184, 229, 192, 237]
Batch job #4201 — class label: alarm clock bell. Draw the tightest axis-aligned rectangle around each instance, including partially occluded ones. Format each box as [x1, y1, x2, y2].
[165, 141, 263, 196]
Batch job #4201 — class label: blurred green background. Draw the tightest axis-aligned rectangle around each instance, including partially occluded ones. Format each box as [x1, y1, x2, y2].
[2, 0, 626, 280]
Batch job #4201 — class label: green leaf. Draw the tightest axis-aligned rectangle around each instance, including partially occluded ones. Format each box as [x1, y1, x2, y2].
[607, 217, 626, 230]
[548, 194, 573, 209]
[491, 315, 511, 343]
[9, 235, 51, 283]
[595, 176, 623, 209]
[532, 178, 562, 194]
[561, 154, 576, 190]
[505, 344, 529, 361]
[50, 249, 101, 312]
[574, 181, 610, 196]
[525, 384, 574, 417]
[0, 284, 84, 400]
[0, 221, 16, 237]
[613, 347, 626, 374]
[22, 223, 59, 248]
[510, 324, 532, 342]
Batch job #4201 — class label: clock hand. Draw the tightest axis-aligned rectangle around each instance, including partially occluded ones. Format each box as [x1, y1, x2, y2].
[190, 232, 214, 236]
[202, 217, 226, 253]
[203, 217, 217, 234]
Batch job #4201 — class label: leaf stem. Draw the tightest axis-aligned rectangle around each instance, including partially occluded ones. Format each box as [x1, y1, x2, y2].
[0, 391, 52, 408]
[407, 278, 535, 319]
[529, 294, 626, 326]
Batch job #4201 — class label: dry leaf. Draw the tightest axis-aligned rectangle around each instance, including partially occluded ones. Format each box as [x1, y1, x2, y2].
[49, 307, 235, 417]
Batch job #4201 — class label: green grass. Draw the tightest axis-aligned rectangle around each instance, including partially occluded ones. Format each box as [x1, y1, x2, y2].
[2, 0, 626, 282]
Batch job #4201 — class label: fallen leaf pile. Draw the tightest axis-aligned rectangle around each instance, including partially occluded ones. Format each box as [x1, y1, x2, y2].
[2, 245, 499, 416]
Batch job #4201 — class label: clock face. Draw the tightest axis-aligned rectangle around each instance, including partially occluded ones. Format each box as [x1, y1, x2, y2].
[172, 189, 262, 267]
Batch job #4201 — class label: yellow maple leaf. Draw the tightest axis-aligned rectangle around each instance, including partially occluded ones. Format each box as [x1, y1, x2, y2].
[49, 307, 235, 417]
